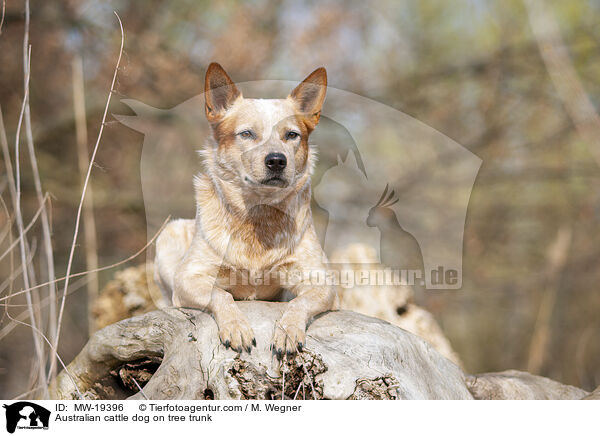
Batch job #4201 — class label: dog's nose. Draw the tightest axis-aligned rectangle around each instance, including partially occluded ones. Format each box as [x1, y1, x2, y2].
[265, 152, 287, 172]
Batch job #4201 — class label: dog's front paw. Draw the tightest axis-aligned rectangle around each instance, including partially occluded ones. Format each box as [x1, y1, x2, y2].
[271, 313, 306, 360]
[219, 317, 256, 353]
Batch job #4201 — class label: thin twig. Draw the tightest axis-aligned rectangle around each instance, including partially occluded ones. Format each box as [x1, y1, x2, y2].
[1, 234, 35, 331]
[301, 360, 318, 400]
[5, 311, 83, 399]
[0, 121, 17, 345]
[14, 39, 47, 396]
[0, 276, 89, 341]
[22, 0, 49, 396]
[11, 386, 47, 401]
[0, 235, 35, 299]
[132, 377, 149, 400]
[0, 107, 18, 211]
[293, 380, 303, 400]
[51, 11, 125, 379]
[22, 22, 58, 381]
[0, 217, 169, 304]
[0, 193, 49, 265]
[281, 365, 286, 400]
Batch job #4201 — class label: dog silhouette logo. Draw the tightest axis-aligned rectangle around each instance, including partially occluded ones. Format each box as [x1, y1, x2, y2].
[3, 402, 50, 433]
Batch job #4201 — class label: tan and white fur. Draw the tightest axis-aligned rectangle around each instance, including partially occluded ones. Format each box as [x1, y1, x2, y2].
[154, 63, 338, 358]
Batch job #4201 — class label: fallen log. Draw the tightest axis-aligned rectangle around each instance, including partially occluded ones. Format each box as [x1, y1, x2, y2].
[49, 302, 471, 400]
[49, 302, 592, 400]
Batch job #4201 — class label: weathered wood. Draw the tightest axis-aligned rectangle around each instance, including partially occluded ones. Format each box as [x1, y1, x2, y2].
[582, 386, 600, 400]
[50, 302, 593, 400]
[465, 370, 588, 400]
[49, 303, 472, 400]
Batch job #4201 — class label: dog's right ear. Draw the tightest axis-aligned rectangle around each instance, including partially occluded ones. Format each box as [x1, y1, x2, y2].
[204, 63, 241, 123]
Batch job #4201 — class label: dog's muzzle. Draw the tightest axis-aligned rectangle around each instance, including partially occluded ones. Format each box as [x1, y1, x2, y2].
[261, 176, 288, 187]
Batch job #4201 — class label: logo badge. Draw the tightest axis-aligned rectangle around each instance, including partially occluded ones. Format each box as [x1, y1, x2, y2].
[3, 402, 51, 433]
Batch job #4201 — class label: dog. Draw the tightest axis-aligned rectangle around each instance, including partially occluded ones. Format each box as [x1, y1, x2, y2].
[154, 63, 338, 358]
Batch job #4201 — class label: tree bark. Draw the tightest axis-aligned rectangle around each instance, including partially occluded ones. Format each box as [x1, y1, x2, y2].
[49, 302, 472, 400]
[49, 302, 592, 400]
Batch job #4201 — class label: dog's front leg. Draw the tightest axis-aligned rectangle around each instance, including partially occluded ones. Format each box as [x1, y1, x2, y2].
[174, 260, 256, 353]
[271, 274, 337, 359]
[207, 287, 257, 353]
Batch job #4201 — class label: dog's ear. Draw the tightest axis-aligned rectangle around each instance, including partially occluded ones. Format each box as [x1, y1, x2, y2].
[289, 67, 327, 128]
[204, 63, 241, 123]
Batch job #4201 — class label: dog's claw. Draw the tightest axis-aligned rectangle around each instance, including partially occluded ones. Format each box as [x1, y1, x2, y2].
[271, 316, 306, 359]
[219, 316, 255, 352]
[252, 338, 257, 347]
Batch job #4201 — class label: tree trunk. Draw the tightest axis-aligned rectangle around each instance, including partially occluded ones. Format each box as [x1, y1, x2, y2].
[49, 302, 472, 400]
[49, 302, 591, 400]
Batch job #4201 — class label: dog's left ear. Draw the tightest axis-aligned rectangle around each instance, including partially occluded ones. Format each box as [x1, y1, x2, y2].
[289, 67, 327, 128]
[205, 62, 242, 123]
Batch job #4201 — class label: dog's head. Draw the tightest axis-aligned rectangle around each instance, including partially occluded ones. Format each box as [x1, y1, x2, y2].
[202, 63, 326, 200]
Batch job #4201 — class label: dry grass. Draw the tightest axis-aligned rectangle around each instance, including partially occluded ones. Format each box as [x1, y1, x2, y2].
[0, 7, 126, 399]
[50, 11, 124, 383]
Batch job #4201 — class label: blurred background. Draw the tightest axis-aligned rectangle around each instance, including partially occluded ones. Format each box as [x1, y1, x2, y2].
[1, 0, 599, 398]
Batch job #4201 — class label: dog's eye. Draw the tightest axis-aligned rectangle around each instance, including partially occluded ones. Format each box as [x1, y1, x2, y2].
[238, 130, 255, 139]
[285, 131, 300, 140]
